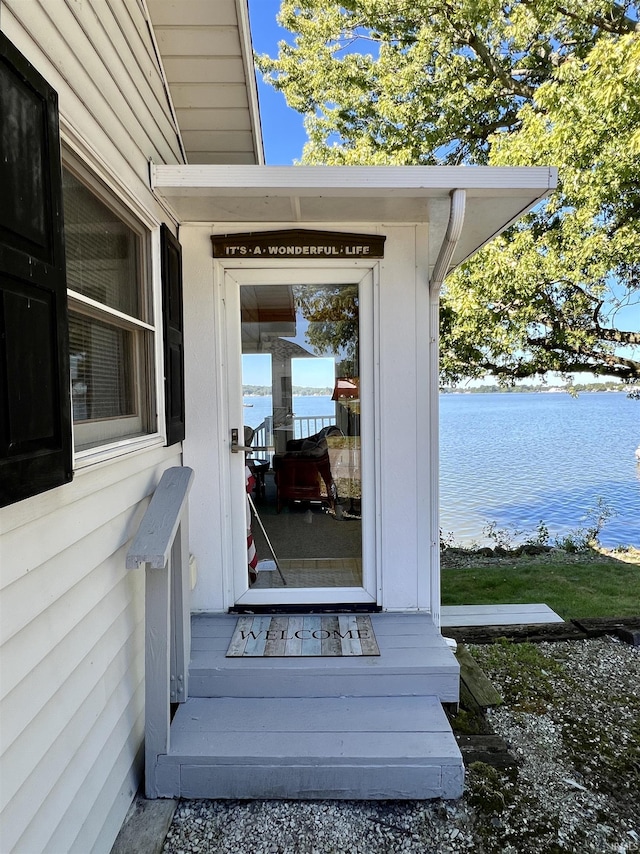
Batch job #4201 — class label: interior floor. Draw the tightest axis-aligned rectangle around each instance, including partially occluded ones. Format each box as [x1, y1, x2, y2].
[252, 557, 362, 588]
[249, 470, 362, 589]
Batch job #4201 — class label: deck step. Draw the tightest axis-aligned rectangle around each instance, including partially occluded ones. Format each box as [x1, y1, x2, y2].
[155, 695, 464, 800]
[441, 603, 564, 627]
[189, 613, 460, 703]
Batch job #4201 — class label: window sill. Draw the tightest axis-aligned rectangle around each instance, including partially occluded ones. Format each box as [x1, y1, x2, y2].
[73, 433, 168, 470]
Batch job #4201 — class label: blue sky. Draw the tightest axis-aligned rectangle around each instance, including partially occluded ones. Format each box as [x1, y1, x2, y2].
[247, 0, 308, 164]
[243, 353, 336, 388]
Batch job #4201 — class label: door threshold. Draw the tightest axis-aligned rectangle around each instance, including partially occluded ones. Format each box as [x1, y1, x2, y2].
[229, 603, 382, 615]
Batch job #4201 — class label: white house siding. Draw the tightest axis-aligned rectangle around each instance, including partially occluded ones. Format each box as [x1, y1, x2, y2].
[0, 445, 182, 853]
[1, 1, 185, 852]
[183, 223, 435, 614]
[1, 0, 184, 188]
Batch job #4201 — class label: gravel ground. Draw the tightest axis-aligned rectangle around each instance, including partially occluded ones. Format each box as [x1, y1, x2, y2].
[163, 636, 639, 854]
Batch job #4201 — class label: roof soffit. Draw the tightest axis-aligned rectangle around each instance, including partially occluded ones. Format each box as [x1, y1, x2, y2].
[145, 0, 264, 165]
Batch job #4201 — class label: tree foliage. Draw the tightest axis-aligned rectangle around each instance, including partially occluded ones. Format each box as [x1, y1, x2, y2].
[257, 0, 640, 384]
[295, 284, 359, 366]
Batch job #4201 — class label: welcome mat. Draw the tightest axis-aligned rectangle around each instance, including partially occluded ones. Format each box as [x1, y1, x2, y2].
[226, 614, 380, 657]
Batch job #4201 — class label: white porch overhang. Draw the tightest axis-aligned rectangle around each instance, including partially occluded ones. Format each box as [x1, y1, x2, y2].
[151, 164, 557, 277]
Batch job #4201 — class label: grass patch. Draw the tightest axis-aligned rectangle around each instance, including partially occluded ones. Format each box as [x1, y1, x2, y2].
[441, 548, 640, 619]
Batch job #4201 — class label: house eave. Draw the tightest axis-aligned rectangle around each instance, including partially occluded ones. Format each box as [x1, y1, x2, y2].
[145, 0, 264, 165]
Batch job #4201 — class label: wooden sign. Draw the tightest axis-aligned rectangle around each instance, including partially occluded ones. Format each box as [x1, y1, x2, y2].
[211, 229, 385, 260]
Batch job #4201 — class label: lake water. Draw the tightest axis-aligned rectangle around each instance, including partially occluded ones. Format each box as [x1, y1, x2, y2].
[244, 391, 640, 548]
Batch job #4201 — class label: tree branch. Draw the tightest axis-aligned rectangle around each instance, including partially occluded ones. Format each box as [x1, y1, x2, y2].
[519, 0, 640, 35]
[596, 327, 640, 346]
[481, 355, 640, 381]
[554, 3, 640, 35]
[464, 31, 537, 98]
[524, 334, 640, 379]
[537, 283, 640, 345]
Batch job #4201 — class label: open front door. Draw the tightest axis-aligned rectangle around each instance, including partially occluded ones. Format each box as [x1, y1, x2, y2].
[224, 266, 378, 608]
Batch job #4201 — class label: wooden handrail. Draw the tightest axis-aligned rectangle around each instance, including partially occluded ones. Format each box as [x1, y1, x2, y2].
[126, 465, 195, 798]
[126, 466, 194, 570]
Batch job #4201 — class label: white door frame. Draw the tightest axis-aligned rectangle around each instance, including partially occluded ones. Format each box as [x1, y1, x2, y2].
[217, 260, 380, 608]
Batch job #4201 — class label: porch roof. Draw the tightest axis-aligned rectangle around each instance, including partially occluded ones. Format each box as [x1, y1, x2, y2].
[151, 164, 557, 275]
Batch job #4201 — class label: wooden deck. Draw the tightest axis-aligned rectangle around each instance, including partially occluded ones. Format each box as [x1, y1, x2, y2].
[189, 612, 460, 701]
[151, 612, 464, 801]
[441, 603, 564, 627]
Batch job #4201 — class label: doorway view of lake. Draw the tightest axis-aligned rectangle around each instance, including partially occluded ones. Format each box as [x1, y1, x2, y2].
[244, 391, 640, 549]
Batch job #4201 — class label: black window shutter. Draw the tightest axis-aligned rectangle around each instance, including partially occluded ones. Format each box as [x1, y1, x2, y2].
[0, 33, 72, 507]
[160, 224, 185, 445]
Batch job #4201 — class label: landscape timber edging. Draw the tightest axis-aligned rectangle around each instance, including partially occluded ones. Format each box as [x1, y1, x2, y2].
[445, 617, 640, 645]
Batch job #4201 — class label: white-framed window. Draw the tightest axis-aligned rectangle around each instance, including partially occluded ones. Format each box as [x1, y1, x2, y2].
[61, 161, 157, 451]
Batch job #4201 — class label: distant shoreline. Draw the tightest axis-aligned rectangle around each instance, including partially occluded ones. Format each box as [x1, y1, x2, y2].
[441, 382, 636, 395]
[243, 387, 332, 397]
[242, 382, 637, 397]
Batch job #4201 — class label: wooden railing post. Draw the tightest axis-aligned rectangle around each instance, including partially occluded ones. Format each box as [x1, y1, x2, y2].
[142, 560, 171, 797]
[170, 505, 191, 703]
[126, 466, 195, 798]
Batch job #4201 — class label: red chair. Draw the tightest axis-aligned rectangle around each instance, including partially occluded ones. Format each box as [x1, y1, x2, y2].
[272, 426, 341, 513]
